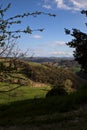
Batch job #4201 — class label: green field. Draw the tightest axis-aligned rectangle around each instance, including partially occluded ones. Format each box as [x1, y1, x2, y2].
[0, 82, 50, 104]
[0, 60, 87, 129]
[0, 82, 87, 130]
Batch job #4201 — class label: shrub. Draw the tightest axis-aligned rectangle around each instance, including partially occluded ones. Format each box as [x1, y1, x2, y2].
[64, 79, 76, 94]
[0, 62, 6, 72]
[46, 85, 68, 97]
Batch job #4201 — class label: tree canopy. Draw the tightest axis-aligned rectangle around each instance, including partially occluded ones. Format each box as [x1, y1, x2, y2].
[65, 10, 87, 72]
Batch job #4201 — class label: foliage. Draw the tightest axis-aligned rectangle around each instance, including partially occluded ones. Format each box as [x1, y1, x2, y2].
[0, 62, 6, 72]
[65, 10, 87, 72]
[64, 79, 75, 93]
[46, 86, 68, 97]
[46, 79, 76, 97]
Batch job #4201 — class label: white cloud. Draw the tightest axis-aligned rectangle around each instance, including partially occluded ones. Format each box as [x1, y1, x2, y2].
[55, 0, 71, 10]
[55, 0, 87, 11]
[30, 40, 66, 50]
[45, 41, 66, 47]
[33, 45, 73, 57]
[35, 50, 73, 57]
[70, 0, 87, 10]
[32, 35, 42, 39]
[37, 41, 66, 49]
[30, 39, 73, 57]
[53, 51, 73, 56]
[43, 0, 87, 11]
[54, 41, 66, 46]
[43, 4, 52, 9]
[44, 0, 49, 3]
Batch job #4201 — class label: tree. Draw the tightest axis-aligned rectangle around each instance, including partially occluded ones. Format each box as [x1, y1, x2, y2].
[65, 10, 87, 72]
[0, 3, 56, 57]
[0, 3, 56, 73]
[0, 3, 56, 90]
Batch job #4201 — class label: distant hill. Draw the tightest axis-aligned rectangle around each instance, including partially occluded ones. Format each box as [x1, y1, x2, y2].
[22, 56, 74, 63]
[0, 58, 86, 89]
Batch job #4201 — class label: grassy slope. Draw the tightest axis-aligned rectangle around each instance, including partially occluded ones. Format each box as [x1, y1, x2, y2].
[25, 62, 87, 87]
[0, 60, 87, 129]
[0, 83, 87, 129]
[0, 59, 86, 87]
[0, 82, 50, 104]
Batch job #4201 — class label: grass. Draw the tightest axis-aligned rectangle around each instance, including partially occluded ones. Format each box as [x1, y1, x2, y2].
[0, 82, 50, 104]
[0, 59, 87, 129]
[72, 66, 81, 73]
[0, 82, 87, 129]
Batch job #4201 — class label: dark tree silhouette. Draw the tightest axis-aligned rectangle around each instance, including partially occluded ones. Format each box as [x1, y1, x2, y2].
[65, 10, 87, 72]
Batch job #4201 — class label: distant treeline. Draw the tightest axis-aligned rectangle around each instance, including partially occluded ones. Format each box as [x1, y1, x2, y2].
[21, 57, 74, 63]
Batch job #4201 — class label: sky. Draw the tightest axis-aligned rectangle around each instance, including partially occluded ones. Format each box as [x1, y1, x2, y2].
[1, 0, 87, 57]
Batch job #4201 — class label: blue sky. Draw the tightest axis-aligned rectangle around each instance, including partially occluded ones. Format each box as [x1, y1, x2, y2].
[1, 0, 87, 57]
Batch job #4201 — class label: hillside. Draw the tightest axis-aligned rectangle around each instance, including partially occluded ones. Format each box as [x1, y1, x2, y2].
[0, 58, 86, 89]
[0, 59, 87, 129]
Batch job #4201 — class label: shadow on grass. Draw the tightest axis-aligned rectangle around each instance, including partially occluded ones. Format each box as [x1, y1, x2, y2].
[0, 85, 87, 126]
